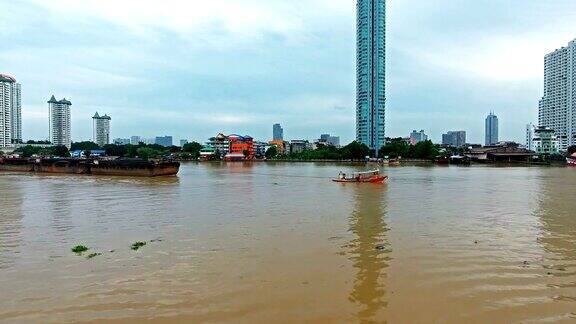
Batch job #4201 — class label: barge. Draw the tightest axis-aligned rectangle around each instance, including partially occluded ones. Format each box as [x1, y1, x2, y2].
[0, 157, 180, 177]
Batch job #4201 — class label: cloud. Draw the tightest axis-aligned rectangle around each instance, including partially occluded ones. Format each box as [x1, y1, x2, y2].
[3, 0, 576, 144]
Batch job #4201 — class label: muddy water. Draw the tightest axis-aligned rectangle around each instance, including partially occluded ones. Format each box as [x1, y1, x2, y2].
[0, 163, 575, 323]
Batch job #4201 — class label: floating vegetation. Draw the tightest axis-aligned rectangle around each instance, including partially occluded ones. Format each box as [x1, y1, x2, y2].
[86, 252, 102, 259]
[131, 241, 147, 251]
[72, 245, 89, 254]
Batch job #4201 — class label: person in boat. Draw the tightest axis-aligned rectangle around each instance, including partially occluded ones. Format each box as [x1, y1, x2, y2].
[339, 172, 346, 180]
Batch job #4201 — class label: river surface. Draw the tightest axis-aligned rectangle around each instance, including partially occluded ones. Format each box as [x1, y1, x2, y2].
[0, 163, 575, 323]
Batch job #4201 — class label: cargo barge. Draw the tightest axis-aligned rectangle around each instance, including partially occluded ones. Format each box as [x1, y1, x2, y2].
[0, 158, 180, 177]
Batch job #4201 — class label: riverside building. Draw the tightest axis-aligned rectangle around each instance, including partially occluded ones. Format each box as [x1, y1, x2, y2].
[538, 39, 576, 151]
[48, 95, 72, 148]
[92, 112, 111, 147]
[356, 0, 386, 155]
[0, 74, 22, 147]
[273, 123, 283, 141]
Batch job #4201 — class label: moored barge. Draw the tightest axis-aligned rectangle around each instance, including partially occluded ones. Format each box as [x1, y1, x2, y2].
[0, 157, 180, 177]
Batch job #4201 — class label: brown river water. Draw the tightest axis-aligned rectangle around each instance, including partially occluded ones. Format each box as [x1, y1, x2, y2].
[0, 163, 575, 323]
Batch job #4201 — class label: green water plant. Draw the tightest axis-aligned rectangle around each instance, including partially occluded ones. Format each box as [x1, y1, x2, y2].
[131, 241, 147, 251]
[86, 252, 102, 259]
[72, 245, 89, 253]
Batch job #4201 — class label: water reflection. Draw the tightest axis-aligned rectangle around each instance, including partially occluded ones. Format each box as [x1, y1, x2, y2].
[346, 184, 391, 323]
[0, 177, 23, 269]
[537, 169, 576, 269]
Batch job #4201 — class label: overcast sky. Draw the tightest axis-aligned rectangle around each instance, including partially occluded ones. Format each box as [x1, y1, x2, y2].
[2, 0, 576, 144]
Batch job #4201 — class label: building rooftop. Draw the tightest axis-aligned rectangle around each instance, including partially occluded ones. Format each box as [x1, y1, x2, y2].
[0, 73, 16, 83]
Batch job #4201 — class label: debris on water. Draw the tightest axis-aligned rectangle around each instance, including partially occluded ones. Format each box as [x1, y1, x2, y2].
[375, 244, 386, 250]
[72, 245, 88, 254]
[109, 250, 115, 253]
[86, 253, 102, 259]
[474, 240, 479, 244]
[131, 241, 147, 251]
[150, 238, 163, 243]
[523, 261, 529, 265]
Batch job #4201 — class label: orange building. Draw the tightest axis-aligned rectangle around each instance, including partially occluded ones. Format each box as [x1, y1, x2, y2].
[228, 135, 254, 159]
[268, 140, 285, 154]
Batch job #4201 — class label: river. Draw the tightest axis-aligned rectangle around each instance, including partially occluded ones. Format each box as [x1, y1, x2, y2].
[0, 163, 575, 323]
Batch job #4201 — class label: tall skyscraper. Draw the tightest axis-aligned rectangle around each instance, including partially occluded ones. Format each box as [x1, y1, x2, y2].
[356, 0, 386, 155]
[155, 136, 173, 147]
[485, 112, 499, 146]
[538, 39, 576, 150]
[0, 73, 22, 147]
[48, 95, 72, 148]
[92, 112, 111, 147]
[273, 123, 283, 141]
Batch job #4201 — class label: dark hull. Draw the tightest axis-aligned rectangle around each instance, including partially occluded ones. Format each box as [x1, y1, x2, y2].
[0, 158, 180, 177]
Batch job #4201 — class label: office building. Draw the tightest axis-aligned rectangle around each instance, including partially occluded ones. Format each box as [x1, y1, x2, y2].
[442, 131, 467, 148]
[130, 136, 141, 145]
[356, 0, 386, 154]
[113, 138, 130, 145]
[526, 123, 534, 151]
[532, 126, 559, 155]
[0, 74, 21, 147]
[92, 112, 111, 147]
[155, 136, 173, 147]
[273, 123, 283, 141]
[48, 95, 72, 148]
[538, 39, 576, 150]
[410, 130, 428, 144]
[485, 112, 499, 146]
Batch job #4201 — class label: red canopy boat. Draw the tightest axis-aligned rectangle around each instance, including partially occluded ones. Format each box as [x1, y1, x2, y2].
[333, 170, 387, 183]
[567, 153, 576, 166]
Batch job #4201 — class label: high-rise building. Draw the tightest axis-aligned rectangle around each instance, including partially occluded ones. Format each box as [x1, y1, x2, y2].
[526, 123, 534, 151]
[538, 39, 576, 150]
[155, 136, 173, 147]
[356, 0, 386, 155]
[92, 112, 111, 147]
[48, 95, 72, 148]
[485, 112, 499, 146]
[273, 123, 283, 141]
[409, 130, 428, 143]
[0, 73, 21, 147]
[442, 131, 467, 147]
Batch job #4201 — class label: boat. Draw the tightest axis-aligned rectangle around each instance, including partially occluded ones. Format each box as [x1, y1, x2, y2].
[567, 153, 576, 166]
[333, 170, 387, 183]
[0, 157, 180, 177]
[449, 155, 471, 166]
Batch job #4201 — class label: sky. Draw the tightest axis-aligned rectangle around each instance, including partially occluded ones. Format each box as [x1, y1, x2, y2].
[1, 0, 576, 145]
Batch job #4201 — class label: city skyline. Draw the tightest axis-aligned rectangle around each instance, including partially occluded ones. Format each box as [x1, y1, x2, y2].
[2, 1, 576, 144]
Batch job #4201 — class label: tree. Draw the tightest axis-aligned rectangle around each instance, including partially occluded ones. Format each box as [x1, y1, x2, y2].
[104, 144, 128, 157]
[182, 142, 203, 157]
[341, 141, 370, 160]
[71, 141, 101, 151]
[243, 149, 250, 158]
[0, 150, 4, 157]
[265, 146, 278, 159]
[51, 145, 70, 157]
[136, 147, 162, 160]
[16, 145, 42, 158]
